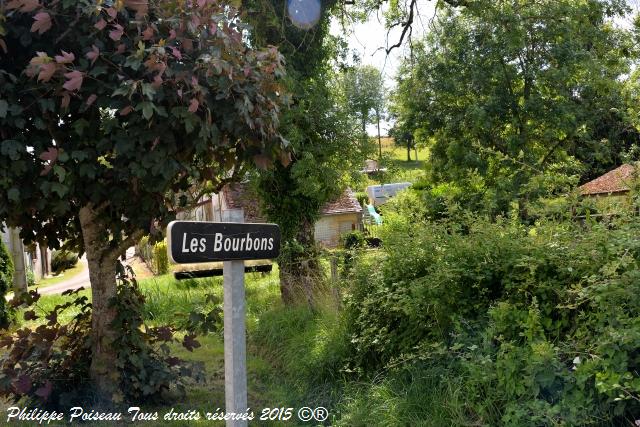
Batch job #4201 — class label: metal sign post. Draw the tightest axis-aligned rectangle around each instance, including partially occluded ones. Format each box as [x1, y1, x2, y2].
[167, 218, 281, 427]
[222, 209, 247, 427]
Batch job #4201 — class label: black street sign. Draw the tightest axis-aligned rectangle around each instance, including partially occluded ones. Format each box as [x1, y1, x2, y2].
[167, 221, 280, 264]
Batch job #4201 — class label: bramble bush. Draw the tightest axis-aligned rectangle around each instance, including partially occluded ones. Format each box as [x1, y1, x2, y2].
[344, 198, 640, 425]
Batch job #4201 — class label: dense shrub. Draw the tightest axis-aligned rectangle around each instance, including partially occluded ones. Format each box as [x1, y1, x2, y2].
[0, 266, 203, 406]
[152, 240, 169, 275]
[354, 191, 369, 207]
[137, 236, 169, 275]
[50, 250, 78, 273]
[342, 231, 366, 249]
[344, 209, 640, 424]
[0, 240, 13, 328]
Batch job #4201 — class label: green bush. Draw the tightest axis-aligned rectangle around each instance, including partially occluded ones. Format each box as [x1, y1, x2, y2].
[0, 269, 204, 406]
[26, 268, 35, 287]
[153, 240, 169, 275]
[0, 240, 13, 328]
[343, 209, 640, 424]
[354, 191, 368, 207]
[51, 250, 79, 273]
[136, 235, 152, 264]
[136, 236, 169, 275]
[342, 231, 366, 249]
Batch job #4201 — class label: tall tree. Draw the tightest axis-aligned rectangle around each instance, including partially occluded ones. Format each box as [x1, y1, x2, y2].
[244, 0, 367, 305]
[391, 0, 636, 215]
[339, 65, 386, 158]
[0, 0, 286, 398]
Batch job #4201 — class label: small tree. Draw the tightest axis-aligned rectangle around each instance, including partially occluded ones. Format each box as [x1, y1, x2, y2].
[0, 0, 286, 399]
[0, 238, 13, 328]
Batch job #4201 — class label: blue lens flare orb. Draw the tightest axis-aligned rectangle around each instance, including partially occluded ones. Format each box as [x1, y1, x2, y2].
[287, 0, 321, 30]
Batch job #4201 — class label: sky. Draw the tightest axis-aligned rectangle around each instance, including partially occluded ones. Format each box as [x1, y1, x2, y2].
[329, 0, 436, 135]
[329, 0, 640, 136]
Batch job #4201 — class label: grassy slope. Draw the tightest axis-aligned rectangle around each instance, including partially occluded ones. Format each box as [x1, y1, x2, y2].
[365, 137, 430, 186]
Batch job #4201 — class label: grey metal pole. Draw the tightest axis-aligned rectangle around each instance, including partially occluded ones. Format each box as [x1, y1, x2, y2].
[221, 209, 248, 426]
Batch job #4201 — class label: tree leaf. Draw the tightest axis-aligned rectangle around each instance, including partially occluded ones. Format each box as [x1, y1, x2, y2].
[182, 334, 201, 352]
[23, 310, 38, 320]
[37, 63, 56, 82]
[142, 102, 154, 120]
[86, 45, 100, 66]
[63, 71, 83, 91]
[85, 94, 97, 107]
[95, 19, 107, 31]
[54, 50, 75, 64]
[109, 24, 124, 41]
[31, 12, 52, 35]
[39, 147, 58, 163]
[7, 188, 19, 202]
[188, 98, 199, 113]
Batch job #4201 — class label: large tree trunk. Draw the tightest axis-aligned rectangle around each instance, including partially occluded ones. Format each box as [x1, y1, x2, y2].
[279, 217, 322, 307]
[78, 205, 120, 400]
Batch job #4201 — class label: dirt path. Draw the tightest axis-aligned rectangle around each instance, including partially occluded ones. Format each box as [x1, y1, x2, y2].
[36, 255, 91, 296]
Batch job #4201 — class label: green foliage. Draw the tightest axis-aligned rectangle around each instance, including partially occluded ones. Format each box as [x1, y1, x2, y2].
[110, 266, 204, 403]
[245, 0, 369, 303]
[0, 266, 205, 406]
[26, 268, 35, 287]
[137, 237, 169, 275]
[50, 249, 78, 273]
[354, 191, 368, 207]
[337, 64, 385, 134]
[343, 207, 640, 424]
[341, 231, 366, 249]
[152, 240, 169, 275]
[0, 239, 13, 328]
[391, 0, 637, 216]
[0, 0, 287, 253]
[0, 288, 92, 406]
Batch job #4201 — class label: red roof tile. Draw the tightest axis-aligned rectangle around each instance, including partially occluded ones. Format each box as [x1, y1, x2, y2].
[579, 164, 636, 196]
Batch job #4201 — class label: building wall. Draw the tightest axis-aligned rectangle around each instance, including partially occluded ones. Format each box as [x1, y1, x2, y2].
[176, 198, 214, 222]
[314, 213, 362, 248]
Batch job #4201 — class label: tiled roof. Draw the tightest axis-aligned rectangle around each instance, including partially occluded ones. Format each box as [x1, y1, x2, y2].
[579, 164, 636, 196]
[320, 188, 362, 215]
[221, 183, 361, 220]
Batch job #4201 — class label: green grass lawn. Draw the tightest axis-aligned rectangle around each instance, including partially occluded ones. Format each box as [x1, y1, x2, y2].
[365, 136, 429, 186]
[4, 253, 447, 426]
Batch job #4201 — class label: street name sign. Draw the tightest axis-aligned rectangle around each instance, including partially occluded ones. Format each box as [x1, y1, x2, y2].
[167, 221, 280, 263]
[166, 218, 280, 427]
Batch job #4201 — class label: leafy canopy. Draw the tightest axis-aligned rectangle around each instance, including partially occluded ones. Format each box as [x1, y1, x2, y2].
[392, 0, 636, 214]
[0, 0, 287, 250]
